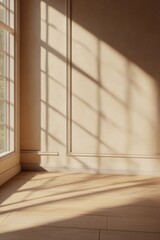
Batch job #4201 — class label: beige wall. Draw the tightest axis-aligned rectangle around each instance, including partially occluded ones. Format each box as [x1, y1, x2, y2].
[20, 0, 160, 174]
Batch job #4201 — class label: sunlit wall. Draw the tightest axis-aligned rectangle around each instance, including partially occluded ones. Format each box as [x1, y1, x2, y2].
[20, 0, 160, 174]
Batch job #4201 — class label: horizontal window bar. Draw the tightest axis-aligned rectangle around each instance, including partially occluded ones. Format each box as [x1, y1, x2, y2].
[0, 20, 14, 34]
[0, 51, 14, 58]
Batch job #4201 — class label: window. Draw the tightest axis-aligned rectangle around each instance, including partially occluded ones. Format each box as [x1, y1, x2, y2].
[0, 0, 15, 155]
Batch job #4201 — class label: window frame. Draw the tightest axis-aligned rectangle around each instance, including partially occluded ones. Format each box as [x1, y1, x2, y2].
[0, 0, 19, 160]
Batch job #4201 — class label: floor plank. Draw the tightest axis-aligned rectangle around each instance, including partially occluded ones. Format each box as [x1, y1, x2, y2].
[2, 211, 107, 229]
[108, 216, 160, 232]
[100, 230, 160, 240]
[0, 226, 99, 240]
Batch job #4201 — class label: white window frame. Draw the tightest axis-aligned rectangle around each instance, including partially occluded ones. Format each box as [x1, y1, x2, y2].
[0, 0, 19, 159]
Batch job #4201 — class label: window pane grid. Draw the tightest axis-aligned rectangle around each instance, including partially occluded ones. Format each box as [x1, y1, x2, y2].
[0, 0, 14, 154]
[0, 0, 14, 30]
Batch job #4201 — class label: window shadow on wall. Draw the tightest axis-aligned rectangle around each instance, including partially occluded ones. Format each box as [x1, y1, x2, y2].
[37, 0, 160, 172]
[20, 0, 160, 172]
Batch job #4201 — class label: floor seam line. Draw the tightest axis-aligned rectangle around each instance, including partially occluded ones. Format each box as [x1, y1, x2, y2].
[1, 211, 14, 224]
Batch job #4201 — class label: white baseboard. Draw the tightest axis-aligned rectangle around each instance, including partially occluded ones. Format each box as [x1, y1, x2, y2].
[21, 163, 160, 176]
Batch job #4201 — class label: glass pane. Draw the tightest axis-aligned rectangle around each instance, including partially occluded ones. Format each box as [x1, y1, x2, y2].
[0, 5, 6, 24]
[10, 0, 14, 12]
[9, 0, 14, 29]
[0, 77, 6, 99]
[0, 28, 6, 51]
[0, 125, 5, 151]
[0, 101, 6, 124]
[0, 125, 6, 152]
[10, 32, 14, 57]
[0, 52, 6, 76]
[0, 125, 7, 152]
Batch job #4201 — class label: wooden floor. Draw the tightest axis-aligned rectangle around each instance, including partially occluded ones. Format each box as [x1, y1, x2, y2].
[1, 172, 160, 239]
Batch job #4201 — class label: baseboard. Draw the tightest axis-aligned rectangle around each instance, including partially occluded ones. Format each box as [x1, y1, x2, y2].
[21, 163, 160, 176]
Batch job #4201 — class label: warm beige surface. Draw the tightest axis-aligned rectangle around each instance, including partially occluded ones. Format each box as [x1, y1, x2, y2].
[20, 0, 160, 174]
[1, 171, 160, 239]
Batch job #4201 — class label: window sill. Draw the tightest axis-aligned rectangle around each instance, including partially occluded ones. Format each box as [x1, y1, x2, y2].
[0, 151, 17, 162]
